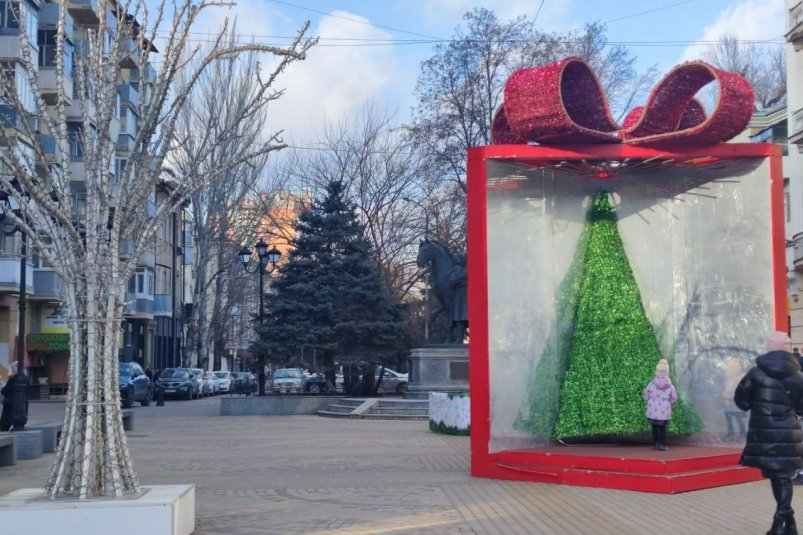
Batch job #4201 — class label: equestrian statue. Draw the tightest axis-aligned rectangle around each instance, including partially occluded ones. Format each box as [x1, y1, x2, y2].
[416, 239, 468, 344]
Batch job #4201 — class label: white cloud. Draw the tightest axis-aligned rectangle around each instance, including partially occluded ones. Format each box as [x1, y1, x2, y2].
[266, 12, 398, 144]
[680, 0, 785, 62]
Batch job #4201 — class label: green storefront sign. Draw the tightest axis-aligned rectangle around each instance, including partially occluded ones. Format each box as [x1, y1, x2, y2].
[26, 333, 70, 351]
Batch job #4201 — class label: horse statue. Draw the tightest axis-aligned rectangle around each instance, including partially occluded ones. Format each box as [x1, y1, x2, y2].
[416, 239, 468, 344]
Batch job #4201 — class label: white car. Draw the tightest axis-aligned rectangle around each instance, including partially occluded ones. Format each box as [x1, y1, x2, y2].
[214, 371, 233, 393]
[190, 368, 206, 396]
[203, 372, 220, 395]
[377, 367, 409, 394]
[272, 368, 304, 393]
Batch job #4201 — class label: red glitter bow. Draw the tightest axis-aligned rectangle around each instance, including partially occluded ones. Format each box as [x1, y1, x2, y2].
[492, 57, 755, 147]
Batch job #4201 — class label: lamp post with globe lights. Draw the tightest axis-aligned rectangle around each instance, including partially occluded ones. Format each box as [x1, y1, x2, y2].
[238, 240, 281, 395]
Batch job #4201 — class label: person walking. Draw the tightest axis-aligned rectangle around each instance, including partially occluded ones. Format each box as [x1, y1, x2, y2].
[0, 362, 19, 432]
[643, 358, 678, 451]
[735, 331, 803, 535]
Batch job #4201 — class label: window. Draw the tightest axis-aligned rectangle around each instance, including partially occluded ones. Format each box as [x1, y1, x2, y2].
[71, 190, 86, 220]
[37, 29, 73, 79]
[67, 122, 83, 159]
[132, 267, 154, 297]
[4, 0, 38, 39]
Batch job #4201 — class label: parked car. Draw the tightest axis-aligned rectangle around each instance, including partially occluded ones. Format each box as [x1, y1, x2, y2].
[376, 367, 409, 394]
[118, 362, 152, 408]
[272, 368, 304, 393]
[214, 371, 233, 393]
[190, 368, 206, 397]
[157, 368, 199, 400]
[231, 372, 257, 395]
[303, 372, 330, 394]
[203, 372, 220, 395]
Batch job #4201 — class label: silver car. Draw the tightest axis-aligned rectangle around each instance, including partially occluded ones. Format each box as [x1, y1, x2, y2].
[214, 371, 233, 393]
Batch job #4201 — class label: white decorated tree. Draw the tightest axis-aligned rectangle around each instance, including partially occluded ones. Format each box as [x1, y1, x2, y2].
[0, 0, 313, 498]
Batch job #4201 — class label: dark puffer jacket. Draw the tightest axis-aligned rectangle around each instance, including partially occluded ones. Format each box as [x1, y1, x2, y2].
[734, 350, 803, 474]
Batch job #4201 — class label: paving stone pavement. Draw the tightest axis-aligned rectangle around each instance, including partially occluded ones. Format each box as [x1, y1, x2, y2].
[0, 397, 787, 534]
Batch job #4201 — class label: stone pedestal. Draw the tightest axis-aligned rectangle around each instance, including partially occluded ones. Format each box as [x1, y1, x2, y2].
[0, 485, 195, 535]
[406, 344, 469, 399]
[0, 430, 43, 460]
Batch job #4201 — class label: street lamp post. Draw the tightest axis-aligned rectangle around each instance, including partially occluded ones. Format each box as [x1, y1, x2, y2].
[238, 240, 281, 396]
[0, 207, 28, 430]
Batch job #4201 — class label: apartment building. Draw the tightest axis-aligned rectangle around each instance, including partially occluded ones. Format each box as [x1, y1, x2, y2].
[0, 0, 192, 394]
[787, 0, 803, 345]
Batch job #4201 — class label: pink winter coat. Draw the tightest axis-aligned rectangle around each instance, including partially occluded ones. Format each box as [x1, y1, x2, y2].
[643, 376, 678, 421]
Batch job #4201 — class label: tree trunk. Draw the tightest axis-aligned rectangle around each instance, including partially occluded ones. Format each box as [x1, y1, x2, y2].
[45, 289, 138, 498]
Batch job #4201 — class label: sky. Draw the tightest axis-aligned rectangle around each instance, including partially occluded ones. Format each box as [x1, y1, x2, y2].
[186, 0, 786, 147]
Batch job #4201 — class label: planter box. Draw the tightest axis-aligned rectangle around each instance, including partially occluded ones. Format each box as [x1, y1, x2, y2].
[221, 395, 335, 416]
[429, 391, 470, 435]
[0, 485, 194, 535]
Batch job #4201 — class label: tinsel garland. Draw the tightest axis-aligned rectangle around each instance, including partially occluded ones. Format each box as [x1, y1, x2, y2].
[516, 193, 702, 441]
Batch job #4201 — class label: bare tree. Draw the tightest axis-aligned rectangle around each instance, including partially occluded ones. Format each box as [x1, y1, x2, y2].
[409, 9, 655, 193]
[0, 0, 314, 499]
[703, 34, 786, 111]
[171, 27, 287, 370]
[285, 106, 427, 299]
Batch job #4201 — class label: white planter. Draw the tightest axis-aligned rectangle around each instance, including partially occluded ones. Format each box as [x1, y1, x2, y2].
[0, 484, 195, 535]
[429, 391, 470, 435]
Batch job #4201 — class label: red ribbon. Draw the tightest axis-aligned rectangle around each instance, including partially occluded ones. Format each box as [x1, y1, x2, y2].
[492, 56, 755, 147]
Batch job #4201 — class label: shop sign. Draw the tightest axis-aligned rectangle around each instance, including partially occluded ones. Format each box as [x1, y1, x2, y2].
[27, 333, 70, 351]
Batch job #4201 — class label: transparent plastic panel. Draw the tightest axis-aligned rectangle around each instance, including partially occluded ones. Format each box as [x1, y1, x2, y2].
[485, 157, 774, 452]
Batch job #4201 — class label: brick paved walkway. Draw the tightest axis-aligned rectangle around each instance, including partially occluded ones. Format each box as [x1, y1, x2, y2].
[0, 398, 783, 534]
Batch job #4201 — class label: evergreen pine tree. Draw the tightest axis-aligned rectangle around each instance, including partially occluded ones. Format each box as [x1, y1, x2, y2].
[254, 180, 407, 370]
[518, 192, 701, 440]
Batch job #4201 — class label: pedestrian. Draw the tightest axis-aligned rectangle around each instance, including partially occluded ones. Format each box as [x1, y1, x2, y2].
[643, 358, 678, 451]
[0, 362, 19, 432]
[735, 331, 803, 535]
[145, 367, 153, 382]
[794, 347, 801, 361]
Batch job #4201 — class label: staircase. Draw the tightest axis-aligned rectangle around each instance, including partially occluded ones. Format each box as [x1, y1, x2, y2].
[318, 397, 429, 420]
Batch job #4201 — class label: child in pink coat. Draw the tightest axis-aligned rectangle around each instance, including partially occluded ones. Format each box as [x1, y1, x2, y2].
[643, 358, 678, 451]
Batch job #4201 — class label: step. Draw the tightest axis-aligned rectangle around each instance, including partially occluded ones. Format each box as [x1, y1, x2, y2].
[327, 404, 360, 413]
[318, 410, 358, 419]
[368, 408, 429, 416]
[361, 413, 429, 421]
[494, 461, 762, 494]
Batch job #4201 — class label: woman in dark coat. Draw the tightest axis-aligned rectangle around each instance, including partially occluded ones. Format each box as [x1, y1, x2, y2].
[735, 331, 803, 535]
[0, 362, 18, 432]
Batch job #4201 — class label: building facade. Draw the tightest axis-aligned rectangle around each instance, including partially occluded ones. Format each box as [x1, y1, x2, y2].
[786, 1, 803, 346]
[0, 0, 192, 394]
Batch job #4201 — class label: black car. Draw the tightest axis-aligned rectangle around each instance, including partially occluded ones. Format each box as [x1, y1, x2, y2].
[304, 373, 330, 394]
[157, 368, 199, 400]
[231, 372, 257, 395]
[119, 362, 152, 408]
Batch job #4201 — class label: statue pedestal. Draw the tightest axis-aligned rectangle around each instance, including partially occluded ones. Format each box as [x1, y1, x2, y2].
[406, 344, 469, 399]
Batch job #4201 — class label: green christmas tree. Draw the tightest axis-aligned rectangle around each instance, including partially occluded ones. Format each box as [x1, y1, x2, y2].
[253, 180, 407, 368]
[517, 192, 701, 440]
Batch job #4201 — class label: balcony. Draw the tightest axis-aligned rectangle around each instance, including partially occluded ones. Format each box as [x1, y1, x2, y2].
[123, 292, 153, 317]
[0, 258, 34, 293]
[32, 269, 65, 301]
[0, 105, 22, 129]
[40, 3, 75, 38]
[789, 2, 803, 48]
[38, 69, 74, 104]
[133, 63, 156, 83]
[0, 35, 36, 61]
[790, 108, 803, 145]
[154, 293, 172, 315]
[119, 239, 134, 257]
[794, 232, 803, 272]
[66, 0, 99, 25]
[119, 39, 140, 69]
[118, 84, 139, 112]
[117, 132, 135, 153]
